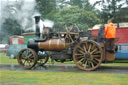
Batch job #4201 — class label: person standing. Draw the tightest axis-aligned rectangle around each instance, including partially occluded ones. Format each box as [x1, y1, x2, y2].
[105, 20, 116, 53]
[97, 24, 105, 42]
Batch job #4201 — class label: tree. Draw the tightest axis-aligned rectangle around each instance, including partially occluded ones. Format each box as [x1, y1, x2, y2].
[126, 0, 128, 4]
[116, 7, 128, 22]
[35, 0, 56, 19]
[0, 18, 22, 43]
[96, 0, 127, 22]
[35, 0, 99, 22]
[70, 0, 83, 8]
[53, 6, 101, 31]
[82, 0, 94, 11]
[58, 0, 94, 11]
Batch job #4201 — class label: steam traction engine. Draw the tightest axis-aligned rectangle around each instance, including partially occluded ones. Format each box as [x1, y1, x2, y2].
[18, 16, 117, 71]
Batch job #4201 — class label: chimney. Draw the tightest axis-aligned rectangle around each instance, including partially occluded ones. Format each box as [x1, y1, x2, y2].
[34, 16, 40, 38]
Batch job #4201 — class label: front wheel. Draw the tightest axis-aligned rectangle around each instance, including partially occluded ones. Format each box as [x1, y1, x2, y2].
[17, 48, 38, 69]
[73, 40, 103, 71]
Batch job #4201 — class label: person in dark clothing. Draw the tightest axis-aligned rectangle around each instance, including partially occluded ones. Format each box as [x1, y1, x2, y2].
[97, 24, 105, 43]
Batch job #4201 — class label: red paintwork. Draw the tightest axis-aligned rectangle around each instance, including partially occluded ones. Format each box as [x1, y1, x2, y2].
[90, 27, 128, 44]
[18, 38, 24, 44]
[23, 33, 35, 35]
[10, 36, 24, 44]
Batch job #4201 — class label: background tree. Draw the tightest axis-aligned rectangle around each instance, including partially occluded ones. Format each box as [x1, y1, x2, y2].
[117, 7, 128, 22]
[36, 0, 56, 19]
[53, 6, 101, 31]
[58, 0, 94, 11]
[0, 18, 22, 43]
[126, 0, 128, 4]
[35, 0, 101, 29]
[70, 0, 83, 8]
[96, 0, 127, 23]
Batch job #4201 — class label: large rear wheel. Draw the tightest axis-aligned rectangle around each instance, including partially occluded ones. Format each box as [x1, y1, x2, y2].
[73, 40, 103, 71]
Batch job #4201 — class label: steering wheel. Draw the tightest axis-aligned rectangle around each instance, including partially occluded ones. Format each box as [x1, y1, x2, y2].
[58, 23, 80, 44]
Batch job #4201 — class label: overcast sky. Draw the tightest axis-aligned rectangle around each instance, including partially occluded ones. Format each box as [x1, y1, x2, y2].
[1, 0, 127, 10]
[2, 0, 98, 3]
[1, 0, 35, 1]
[89, 0, 101, 10]
[1, 0, 101, 9]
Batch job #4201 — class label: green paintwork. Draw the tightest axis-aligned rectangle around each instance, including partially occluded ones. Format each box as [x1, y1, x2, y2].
[24, 35, 35, 44]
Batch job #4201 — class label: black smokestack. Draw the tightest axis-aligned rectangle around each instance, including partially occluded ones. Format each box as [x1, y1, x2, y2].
[34, 16, 40, 38]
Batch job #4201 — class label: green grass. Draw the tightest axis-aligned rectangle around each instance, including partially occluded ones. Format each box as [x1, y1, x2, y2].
[0, 70, 128, 85]
[0, 53, 74, 64]
[0, 53, 128, 85]
[102, 62, 128, 66]
[0, 53, 128, 66]
[0, 53, 18, 64]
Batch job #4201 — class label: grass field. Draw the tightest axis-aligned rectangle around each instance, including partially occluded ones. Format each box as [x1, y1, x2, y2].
[0, 53, 18, 64]
[0, 70, 128, 85]
[0, 53, 128, 66]
[0, 53, 128, 85]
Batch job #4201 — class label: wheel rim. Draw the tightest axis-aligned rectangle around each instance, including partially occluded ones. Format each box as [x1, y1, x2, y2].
[37, 56, 49, 66]
[58, 23, 80, 44]
[73, 40, 103, 71]
[18, 48, 38, 69]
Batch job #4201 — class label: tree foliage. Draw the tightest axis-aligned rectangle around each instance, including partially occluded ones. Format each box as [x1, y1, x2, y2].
[35, 0, 101, 31]
[57, 0, 94, 11]
[35, 0, 56, 19]
[53, 6, 101, 31]
[2, 18, 22, 35]
[0, 18, 22, 43]
[96, 0, 128, 22]
[70, 0, 83, 8]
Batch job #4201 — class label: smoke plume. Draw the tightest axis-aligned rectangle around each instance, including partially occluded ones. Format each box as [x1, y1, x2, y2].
[0, 0, 54, 43]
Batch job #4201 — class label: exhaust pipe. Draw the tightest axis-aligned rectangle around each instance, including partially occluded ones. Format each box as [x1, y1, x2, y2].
[34, 16, 40, 38]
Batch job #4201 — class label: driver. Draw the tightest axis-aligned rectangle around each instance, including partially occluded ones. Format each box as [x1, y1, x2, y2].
[105, 20, 116, 53]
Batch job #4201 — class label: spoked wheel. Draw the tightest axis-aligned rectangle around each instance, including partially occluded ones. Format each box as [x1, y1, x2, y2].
[73, 40, 103, 71]
[37, 53, 49, 66]
[18, 48, 38, 69]
[58, 23, 80, 44]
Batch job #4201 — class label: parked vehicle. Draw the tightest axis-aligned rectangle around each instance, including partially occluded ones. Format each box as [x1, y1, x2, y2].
[6, 44, 27, 59]
[115, 44, 128, 60]
[0, 44, 9, 53]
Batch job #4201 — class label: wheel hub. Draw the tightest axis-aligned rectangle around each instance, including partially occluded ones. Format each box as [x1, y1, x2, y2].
[85, 53, 91, 59]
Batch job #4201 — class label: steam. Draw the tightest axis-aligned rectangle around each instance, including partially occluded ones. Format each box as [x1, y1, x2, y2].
[0, 0, 54, 43]
[11, 0, 54, 33]
[26, 19, 54, 33]
[39, 19, 54, 33]
[0, 0, 7, 30]
[0, 0, 36, 31]
[15, 0, 36, 31]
